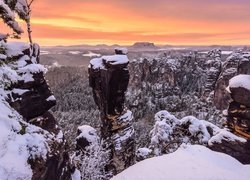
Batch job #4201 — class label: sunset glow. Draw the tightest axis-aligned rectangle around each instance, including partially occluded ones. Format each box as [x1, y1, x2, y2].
[1, 0, 250, 46]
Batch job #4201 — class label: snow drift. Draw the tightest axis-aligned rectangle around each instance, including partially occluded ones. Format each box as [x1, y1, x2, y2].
[112, 145, 250, 180]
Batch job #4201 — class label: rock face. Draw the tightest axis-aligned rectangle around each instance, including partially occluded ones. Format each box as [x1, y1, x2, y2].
[6, 45, 56, 121]
[210, 75, 250, 164]
[214, 51, 250, 110]
[89, 49, 135, 176]
[0, 42, 72, 180]
[203, 50, 222, 97]
[227, 75, 250, 138]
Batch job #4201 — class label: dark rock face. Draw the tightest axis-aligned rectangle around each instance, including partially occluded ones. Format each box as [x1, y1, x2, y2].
[8, 46, 56, 121]
[230, 87, 250, 107]
[10, 73, 56, 120]
[89, 50, 135, 176]
[90, 65, 129, 117]
[210, 140, 250, 164]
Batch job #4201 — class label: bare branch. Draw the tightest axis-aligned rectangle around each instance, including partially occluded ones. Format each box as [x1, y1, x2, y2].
[28, 0, 35, 7]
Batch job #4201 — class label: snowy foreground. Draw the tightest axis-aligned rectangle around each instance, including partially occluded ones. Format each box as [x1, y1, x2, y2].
[112, 145, 250, 180]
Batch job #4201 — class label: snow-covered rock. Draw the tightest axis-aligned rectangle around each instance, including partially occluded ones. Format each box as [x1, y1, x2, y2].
[115, 47, 128, 55]
[76, 125, 99, 150]
[214, 50, 250, 109]
[112, 145, 250, 180]
[0, 41, 72, 179]
[229, 74, 250, 91]
[89, 54, 129, 69]
[145, 110, 248, 163]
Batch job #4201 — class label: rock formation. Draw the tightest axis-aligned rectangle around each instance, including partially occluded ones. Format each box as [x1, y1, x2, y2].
[214, 51, 250, 110]
[210, 74, 250, 164]
[203, 49, 222, 98]
[137, 110, 247, 163]
[89, 49, 135, 176]
[0, 41, 72, 179]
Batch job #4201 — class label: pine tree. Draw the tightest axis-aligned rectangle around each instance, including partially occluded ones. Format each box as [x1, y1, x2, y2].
[0, 0, 34, 44]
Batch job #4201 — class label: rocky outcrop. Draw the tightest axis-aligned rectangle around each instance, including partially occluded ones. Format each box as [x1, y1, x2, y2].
[227, 75, 250, 138]
[203, 50, 222, 98]
[0, 41, 72, 180]
[214, 51, 250, 110]
[210, 75, 250, 164]
[89, 49, 135, 176]
[6, 45, 56, 121]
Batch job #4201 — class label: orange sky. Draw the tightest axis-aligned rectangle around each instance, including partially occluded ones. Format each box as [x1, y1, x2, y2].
[1, 0, 250, 46]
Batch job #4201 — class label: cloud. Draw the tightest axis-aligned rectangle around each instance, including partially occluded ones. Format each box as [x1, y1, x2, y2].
[2, 0, 250, 45]
[29, 24, 250, 45]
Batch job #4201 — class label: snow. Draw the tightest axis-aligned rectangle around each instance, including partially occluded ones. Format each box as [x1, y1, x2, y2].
[180, 116, 211, 143]
[18, 64, 47, 83]
[90, 53, 129, 69]
[71, 169, 81, 180]
[0, 65, 19, 85]
[12, 88, 29, 95]
[159, 47, 186, 51]
[0, 54, 7, 60]
[0, 88, 49, 180]
[154, 110, 179, 125]
[152, 110, 179, 143]
[15, 0, 29, 19]
[112, 145, 250, 180]
[40, 50, 50, 55]
[52, 61, 61, 67]
[0, 0, 24, 34]
[115, 47, 128, 54]
[118, 110, 133, 123]
[102, 55, 129, 65]
[5, 42, 29, 57]
[208, 129, 247, 146]
[17, 55, 29, 68]
[113, 127, 134, 151]
[228, 74, 250, 91]
[46, 95, 56, 102]
[222, 51, 233, 55]
[136, 148, 152, 158]
[89, 57, 104, 69]
[0, 41, 60, 180]
[82, 51, 101, 57]
[150, 120, 172, 146]
[69, 51, 81, 55]
[18, 64, 46, 74]
[77, 125, 99, 146]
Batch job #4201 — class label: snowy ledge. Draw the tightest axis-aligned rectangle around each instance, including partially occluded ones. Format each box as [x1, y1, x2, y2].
[208, 129, 247, 146]
[112, 145, 250, 180]
[228, 74, 250, 92]
[89, 54, 129, 69]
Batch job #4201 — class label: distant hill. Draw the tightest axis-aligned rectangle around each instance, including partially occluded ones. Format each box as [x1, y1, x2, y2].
[129, 42, 158, 50]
